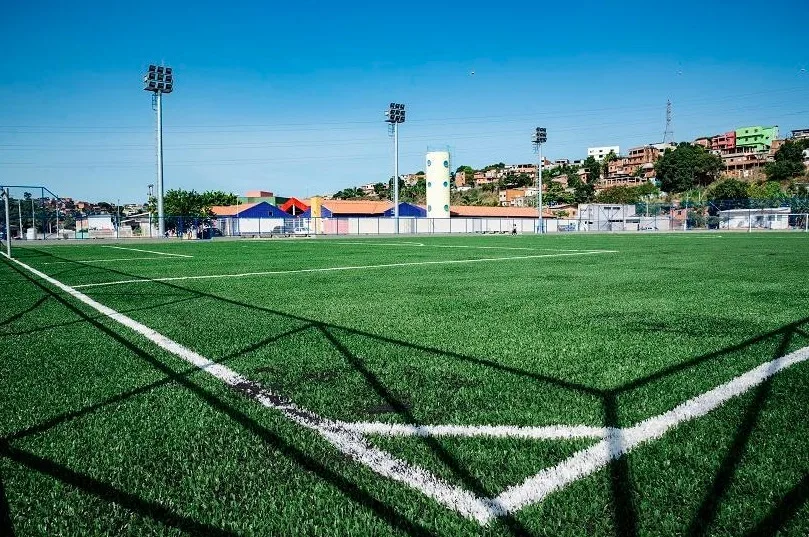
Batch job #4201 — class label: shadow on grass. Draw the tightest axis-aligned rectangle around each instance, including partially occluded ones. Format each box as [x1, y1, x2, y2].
[744, 473, 809, 537]
[0, 470, 14, 537]
[2, 260, 438, 537]
[5, 247, 809, 536]
[0, 295, 49, 328]
[0, 440, 235, 537]
[686, 327, 796, 537]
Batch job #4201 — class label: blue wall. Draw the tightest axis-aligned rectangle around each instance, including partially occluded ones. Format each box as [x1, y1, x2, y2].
[383, 203, 426, 217]
[237, 202, 289, 218]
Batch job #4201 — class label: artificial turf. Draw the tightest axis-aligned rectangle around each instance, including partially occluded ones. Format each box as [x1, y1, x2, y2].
[1, 232, 808, 536]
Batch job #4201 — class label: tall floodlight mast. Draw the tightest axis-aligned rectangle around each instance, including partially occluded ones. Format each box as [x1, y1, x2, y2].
[533, 127, 547, 233]
[385, 103, 406, 233]
[143, 64, 174, 237]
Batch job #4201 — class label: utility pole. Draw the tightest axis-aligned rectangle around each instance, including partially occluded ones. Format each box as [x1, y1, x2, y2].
[18, 199, 22, 239]
[31, 198, 35, 240]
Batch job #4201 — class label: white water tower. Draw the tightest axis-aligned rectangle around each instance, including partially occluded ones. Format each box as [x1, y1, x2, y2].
[425, 150, 451, 218]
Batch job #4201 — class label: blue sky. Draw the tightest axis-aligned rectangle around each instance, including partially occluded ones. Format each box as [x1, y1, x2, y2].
[1, 0, 808, 203]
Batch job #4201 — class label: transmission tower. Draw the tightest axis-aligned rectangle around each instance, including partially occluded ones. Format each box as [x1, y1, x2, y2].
[662, 99, 674, 143]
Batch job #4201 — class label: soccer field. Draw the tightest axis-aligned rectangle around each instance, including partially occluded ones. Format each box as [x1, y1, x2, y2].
[2, 233, 808, 536]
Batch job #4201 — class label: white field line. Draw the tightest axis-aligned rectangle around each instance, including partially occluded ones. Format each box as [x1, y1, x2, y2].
[42, 256, 188, 265]
[71, 250, 617, 289]
[101, 246, 193, 258]
[339, 422, 612, 440]
[338, 241, 427, 246]
[5, 255, 496, 524]
[337, 241, 592, 252]
[6, 253, 807, 526]
[489, 345, 809, 523]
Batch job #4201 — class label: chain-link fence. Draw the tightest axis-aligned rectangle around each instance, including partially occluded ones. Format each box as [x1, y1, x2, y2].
[3, 195, 808, 241]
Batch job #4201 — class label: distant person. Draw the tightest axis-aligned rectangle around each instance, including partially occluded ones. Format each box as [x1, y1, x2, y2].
[512, 224, 517, 235]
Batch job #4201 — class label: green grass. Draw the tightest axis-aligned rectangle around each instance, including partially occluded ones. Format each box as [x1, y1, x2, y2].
[2, 233, 809, 536]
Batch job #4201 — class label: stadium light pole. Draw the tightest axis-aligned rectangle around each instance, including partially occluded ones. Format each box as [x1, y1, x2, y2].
[143, 64, 174, 237]
[385, 103, 406, 233]
[533, 127, 547, 233]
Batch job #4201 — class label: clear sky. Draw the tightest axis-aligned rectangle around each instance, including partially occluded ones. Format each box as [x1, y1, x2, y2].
[2, 0, 808, 203]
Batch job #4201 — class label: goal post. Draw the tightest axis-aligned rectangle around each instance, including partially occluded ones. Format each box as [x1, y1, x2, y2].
[2, 186, 10, 258]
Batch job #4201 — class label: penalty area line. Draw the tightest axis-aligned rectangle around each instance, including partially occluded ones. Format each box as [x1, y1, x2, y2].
[71, 250, 617, 289]
[101, 246, 193, 258]
[339, 422, 612, 440]
[42, 256, 190, 265]
[336, 241, 599, 252]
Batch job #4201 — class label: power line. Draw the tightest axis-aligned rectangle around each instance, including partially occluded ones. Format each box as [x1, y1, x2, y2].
[0, 86, 804, 134]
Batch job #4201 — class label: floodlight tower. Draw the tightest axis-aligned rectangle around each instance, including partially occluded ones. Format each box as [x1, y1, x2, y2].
[533, 127, 547, 233]
[143, 64, 174, 237]
[385, 103, 406, 233]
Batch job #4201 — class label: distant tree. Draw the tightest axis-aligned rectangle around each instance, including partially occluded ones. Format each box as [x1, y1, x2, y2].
[387, 177, 406, 195]
[144, 189, 236, 231]
[333, 187, 364, 200]
[765, 139, 809, 182]
[707, 178, 748, 203]
[454, 165, 475, 186]
[510, 173, 531, 188]
[400, 177, 426, 204]
[96, 201, 114, 213]
[747, 181, 785, 201]
[198, 190, 237, 209]
[582, 156, 601, 182]
[596, 186, 638, 204]
[543, 180, 574, 205]
[373, 182, 388, 199]
[788, 180, 809, 197]
[595, 181, 660, 205]
[568, 158, 599, 203]
[655, 143, 723, 193]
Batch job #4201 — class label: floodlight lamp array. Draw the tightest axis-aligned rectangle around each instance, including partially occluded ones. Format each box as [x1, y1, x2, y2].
[385, 102, 406, 123]
[534, 127, 547, 144]
[143, 65, 174, 93]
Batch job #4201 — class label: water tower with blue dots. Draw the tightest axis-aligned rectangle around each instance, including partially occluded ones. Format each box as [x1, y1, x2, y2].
[425, 149, 451, 219]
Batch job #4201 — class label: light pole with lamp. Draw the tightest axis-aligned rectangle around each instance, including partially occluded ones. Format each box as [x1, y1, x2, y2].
[385, 103, 406, 234]
[143, 65, 174, 238]
[533, 127, 547, 233]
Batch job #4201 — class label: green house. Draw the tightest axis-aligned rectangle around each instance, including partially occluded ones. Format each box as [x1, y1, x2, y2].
[735, 125, 779, 152]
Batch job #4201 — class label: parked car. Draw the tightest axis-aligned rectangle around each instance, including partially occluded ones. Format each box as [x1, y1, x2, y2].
[271, 221, 311, 236]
